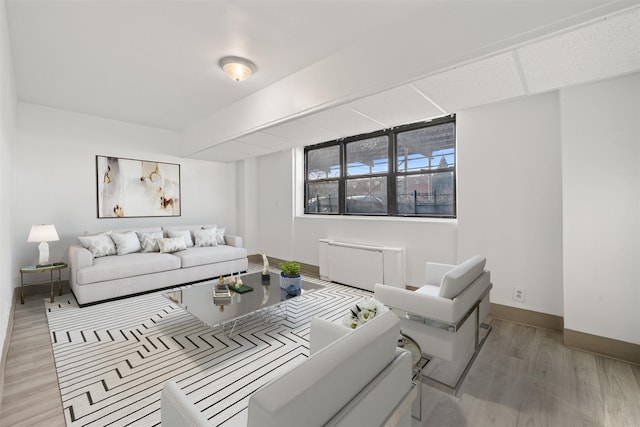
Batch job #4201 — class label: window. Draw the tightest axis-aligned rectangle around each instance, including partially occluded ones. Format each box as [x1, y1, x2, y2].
[345, 135, 388, 214]
[306, 144, 340, 213]
[304, 115, 456, 218]
[396, 121, 455, 216]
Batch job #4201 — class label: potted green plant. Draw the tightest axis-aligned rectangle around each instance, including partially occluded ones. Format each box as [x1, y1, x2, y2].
[279, 260, 301, 294]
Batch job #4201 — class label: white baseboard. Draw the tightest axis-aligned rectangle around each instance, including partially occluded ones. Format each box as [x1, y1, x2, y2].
[0, 289, 16, 407]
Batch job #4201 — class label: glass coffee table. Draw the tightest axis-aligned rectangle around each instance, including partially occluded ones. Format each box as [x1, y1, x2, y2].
[163, 271, 323, 337]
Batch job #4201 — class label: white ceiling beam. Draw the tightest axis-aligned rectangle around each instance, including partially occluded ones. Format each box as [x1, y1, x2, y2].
[181, 2, 635, 158]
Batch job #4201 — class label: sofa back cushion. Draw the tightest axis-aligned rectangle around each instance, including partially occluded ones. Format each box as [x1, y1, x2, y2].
[193, 228, 218, 247]
[166, 229, 194, 247]
[439, 255, 486, 299]
[77, 233, 116, 258]
[84, 227, 161, 236]
[158, 237, 187, 253]
[111, 231, 142, 255]
[247, 310, 400, 427]
[162, 225, 218, 246]
[136, 231, 163, 253]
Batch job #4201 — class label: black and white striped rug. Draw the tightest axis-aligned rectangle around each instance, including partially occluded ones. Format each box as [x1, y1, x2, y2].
[45, 272, 371, 426]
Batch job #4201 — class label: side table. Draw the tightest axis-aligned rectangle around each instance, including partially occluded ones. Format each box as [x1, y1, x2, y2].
[400, 333, 423, 421]
[20, 263, 67, 304]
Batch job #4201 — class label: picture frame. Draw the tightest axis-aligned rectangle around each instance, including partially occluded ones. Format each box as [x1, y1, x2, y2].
[96, 155, 181, 218]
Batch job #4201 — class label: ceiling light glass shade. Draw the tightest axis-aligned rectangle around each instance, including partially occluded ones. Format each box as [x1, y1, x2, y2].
[219, 56, 256, 82]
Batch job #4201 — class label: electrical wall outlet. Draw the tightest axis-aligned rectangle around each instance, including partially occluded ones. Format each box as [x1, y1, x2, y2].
[512, 286, 526, 303]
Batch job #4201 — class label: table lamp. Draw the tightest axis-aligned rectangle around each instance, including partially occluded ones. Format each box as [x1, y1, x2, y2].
[27, 224, 59, 266]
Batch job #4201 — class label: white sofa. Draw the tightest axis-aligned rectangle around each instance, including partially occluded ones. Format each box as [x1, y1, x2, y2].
[68, 224, 248, 306]
[161, 310, 415, 427]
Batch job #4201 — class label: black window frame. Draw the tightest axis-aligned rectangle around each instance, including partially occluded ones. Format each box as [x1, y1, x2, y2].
[304, 114, 456, 218]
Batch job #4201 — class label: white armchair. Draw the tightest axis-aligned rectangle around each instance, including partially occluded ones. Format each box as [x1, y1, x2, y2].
[374, 255, 492, 396]
[161, 310, 416, 427]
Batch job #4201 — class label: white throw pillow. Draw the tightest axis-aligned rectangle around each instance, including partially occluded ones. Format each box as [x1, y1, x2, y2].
[136, 231, 163, 253]
[215, 227, 226, 245]
[78, 233, 116, 258]
[194, 228, 218, 247]
[111, 231, 142, 255]
[166, 229, 194, 248]
[158, 237, 187, 253]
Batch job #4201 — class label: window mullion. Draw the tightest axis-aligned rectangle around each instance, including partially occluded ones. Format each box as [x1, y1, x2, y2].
[388, 130, 396, 215]
[339, 141, 346, 214]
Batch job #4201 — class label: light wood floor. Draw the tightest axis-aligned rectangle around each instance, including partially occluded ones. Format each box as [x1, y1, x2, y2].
[2, 285, 640, 427]
[1, 285, 65, 427]
[416, 321, 640, 426]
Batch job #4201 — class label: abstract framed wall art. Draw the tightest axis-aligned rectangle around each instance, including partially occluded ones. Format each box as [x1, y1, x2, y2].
[96, 155, 181, 218]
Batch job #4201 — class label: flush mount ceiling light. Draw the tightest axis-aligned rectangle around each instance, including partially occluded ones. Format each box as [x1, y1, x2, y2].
[219, 56, 256, 82]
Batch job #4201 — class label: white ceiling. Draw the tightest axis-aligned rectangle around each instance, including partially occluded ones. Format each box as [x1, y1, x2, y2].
[6, 0, 640, 163]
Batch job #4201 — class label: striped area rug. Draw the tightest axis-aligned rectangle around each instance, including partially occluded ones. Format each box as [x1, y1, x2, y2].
[45, 272, 372, 426]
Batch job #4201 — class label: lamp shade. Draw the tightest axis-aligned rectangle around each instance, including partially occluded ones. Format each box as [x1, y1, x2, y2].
[27, 224, 59, 243]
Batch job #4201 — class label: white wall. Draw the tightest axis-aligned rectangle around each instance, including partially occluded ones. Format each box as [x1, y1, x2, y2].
[561, 72, 640, 344]
[236, 156, 259, 255]
[0, 0, 17, 356]
[14, 102, 237, 286]
[250, 91, 564, 316]
[457, 92, 564, 316]
[256, 150, 297, 261]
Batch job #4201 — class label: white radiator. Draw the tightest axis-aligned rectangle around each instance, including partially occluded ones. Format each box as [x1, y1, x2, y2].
[318, 239, 405, 291]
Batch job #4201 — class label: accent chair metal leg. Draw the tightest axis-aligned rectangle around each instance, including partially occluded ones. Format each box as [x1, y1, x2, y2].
[419, 300, 492, 397]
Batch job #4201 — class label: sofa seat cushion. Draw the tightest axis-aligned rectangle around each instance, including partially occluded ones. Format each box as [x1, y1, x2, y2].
[172, 245, 248, 268]
[76, 252, 181, 285]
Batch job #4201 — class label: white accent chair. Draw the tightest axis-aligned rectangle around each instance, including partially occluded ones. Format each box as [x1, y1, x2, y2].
[374, 255, 492, 396]
[161, 310, 415, 427]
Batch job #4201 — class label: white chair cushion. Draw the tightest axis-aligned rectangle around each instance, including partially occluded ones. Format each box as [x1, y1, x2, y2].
[415, 284, 440, 297]
[439, 255, 486, 299]
[309, 317, 350, 356]
[425, 262, 456, 286]
[161, 381, 209, 427]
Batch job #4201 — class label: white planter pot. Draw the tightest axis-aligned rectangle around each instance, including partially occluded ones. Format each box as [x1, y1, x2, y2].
[280, 274, 301, 291]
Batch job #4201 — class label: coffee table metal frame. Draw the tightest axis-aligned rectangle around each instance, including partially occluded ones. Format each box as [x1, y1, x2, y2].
[219, 295, 291, 338]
